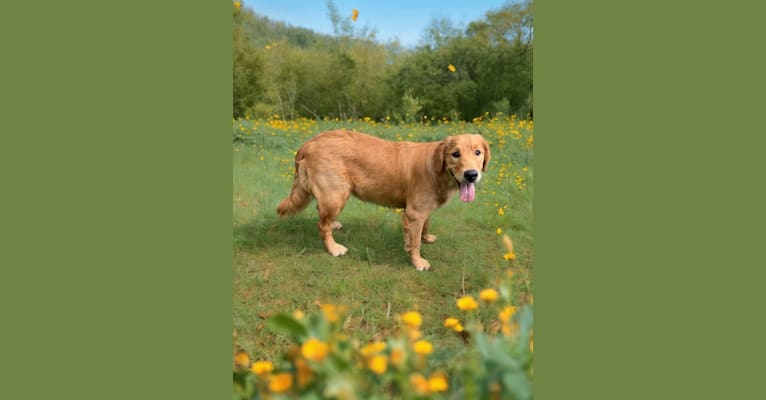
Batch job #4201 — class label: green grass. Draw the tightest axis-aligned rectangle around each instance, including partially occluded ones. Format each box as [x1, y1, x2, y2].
[233, 116, 533, 361]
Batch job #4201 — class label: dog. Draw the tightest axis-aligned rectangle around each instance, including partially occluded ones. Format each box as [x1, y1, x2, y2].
[276, 130, 490, 270]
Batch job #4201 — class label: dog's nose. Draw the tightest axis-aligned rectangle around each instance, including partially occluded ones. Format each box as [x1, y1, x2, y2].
[464, 170, 479, 182]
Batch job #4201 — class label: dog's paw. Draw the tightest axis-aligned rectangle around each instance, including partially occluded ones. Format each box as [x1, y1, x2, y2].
[331, 221, 343, 230]
[328, 243, 348, 257]
[422, 234, 437, 244]
[412, 257, 431, 271]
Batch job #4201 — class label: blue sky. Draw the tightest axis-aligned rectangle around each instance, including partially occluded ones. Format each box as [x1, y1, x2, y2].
[244, 0, 513, 47]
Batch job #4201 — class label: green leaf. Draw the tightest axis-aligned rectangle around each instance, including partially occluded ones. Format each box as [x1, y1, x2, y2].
[502, 370, 532, 400]
[267, 313, 308, 340]
[475, 332, 491, 358]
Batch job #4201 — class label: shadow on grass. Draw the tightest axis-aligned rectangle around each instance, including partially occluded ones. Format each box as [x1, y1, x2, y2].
[233, 212, 411, 267]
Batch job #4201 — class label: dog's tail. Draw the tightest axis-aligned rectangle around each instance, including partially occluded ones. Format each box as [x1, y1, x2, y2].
[276, 152, 313, 217]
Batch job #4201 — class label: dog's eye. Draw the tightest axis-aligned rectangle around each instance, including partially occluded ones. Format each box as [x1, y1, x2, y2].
[451, 151, 460, 158]
[475, 149, 481, 156]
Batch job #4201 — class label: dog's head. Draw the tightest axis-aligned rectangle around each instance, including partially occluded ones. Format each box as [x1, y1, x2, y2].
[435, 134, 491, 202]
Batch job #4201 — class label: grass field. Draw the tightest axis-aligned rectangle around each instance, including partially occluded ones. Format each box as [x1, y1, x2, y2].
[233, 115, 534, 363]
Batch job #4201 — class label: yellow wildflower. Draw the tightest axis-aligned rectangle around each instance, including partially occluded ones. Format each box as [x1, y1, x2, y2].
[352, 9, 359, 21]
[390, 347, 406, 368]
[410, 373, 430, 395]
[428, 373, 449, 392]
[234, 1, 241, 10]
[268, 373, 293, 393]
[250, 360, 274, 376]
[503, 252, 517, 260]
[443, 317, 460, 328]
[479, 288, 499, 303]
[413, 340, 433, 355]
[367, 354, 388, 375]
[301, 338, 329, 362]
[320, 303, 341, 323]
[496, 227, 502, 234]
[234, 350, 250, 368]
[498, 208, 505, 216]
[295, 357, 313, 387]
[293, 309, 305, 320]
[456, 295, 479, 311]
[401, 311, 423, 328]
[499, 306, 518, 322]
[406, 329, 423, 341]
[360, 341, 386, 357]
[453, 323, 464, 332]
[448, 64, 456, 72]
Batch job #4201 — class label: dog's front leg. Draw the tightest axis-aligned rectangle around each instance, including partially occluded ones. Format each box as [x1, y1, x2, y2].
[421, 217, 437, 244]
[402, 209, 430, 271]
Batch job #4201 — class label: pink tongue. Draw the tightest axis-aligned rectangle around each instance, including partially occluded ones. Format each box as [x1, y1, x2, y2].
[460, 181, 475, 202]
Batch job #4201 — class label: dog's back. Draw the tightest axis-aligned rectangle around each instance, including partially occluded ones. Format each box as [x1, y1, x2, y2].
[280, 130, 440, 209]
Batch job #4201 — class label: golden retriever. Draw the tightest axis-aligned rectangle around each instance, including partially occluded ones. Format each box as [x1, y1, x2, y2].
[276, 130, 490, 270]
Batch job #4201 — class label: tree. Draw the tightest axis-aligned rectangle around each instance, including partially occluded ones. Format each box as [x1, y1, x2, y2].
[233, 6, 264, 117]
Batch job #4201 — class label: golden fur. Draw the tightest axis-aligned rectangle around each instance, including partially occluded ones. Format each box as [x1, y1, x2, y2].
[277, 130, 490, 270]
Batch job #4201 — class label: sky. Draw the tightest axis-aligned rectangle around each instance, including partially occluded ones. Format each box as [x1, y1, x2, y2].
[244, 0, 513, 48]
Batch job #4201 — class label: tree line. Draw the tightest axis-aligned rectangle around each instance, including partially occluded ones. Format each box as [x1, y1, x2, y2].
[233, 1, 532, 121]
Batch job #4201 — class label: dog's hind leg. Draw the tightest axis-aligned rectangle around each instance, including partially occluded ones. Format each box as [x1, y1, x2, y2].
[315, 186, 351, 257]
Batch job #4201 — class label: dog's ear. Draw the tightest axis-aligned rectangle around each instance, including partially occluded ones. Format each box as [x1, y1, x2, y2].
[435, 136, 453, 172]
[434, 140, 446, 172]
[480, 135, 491, 172]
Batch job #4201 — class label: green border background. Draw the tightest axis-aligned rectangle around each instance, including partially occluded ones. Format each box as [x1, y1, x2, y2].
[1, 1, 231, 399]
[2, 0, 766, 399]
[535, 1, 766, 399]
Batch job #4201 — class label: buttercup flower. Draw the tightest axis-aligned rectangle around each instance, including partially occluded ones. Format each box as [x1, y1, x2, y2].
[295, 358, 313, 387]
[389, 347, 406, 368]
[413, 340, 433, 355]
[250, 360, 274, 376]
[406, 328, 423, 341]
[401, 311, 423, 328]
[443, 317, 460, 328]
[448, 64, 456, 72]
[360, 341, 386, 357]
[367, 355, 388, 375]
[234, 350, 250, 368]
[410, 373, 430, 395]
[268, 373, 293, 393]
[456, 295, 479, 311]
[479, 288, 499, 303]
[499, 306, 518, 322]
[428, 373, 449, 392]
[301, 338, 330, 362]
[320, 303, 342, 323]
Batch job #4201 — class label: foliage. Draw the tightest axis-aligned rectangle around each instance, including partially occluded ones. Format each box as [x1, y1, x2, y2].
[232, 1, 533, 120]
[233, 235, 533, 400]
[233, 5, 265, 118]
